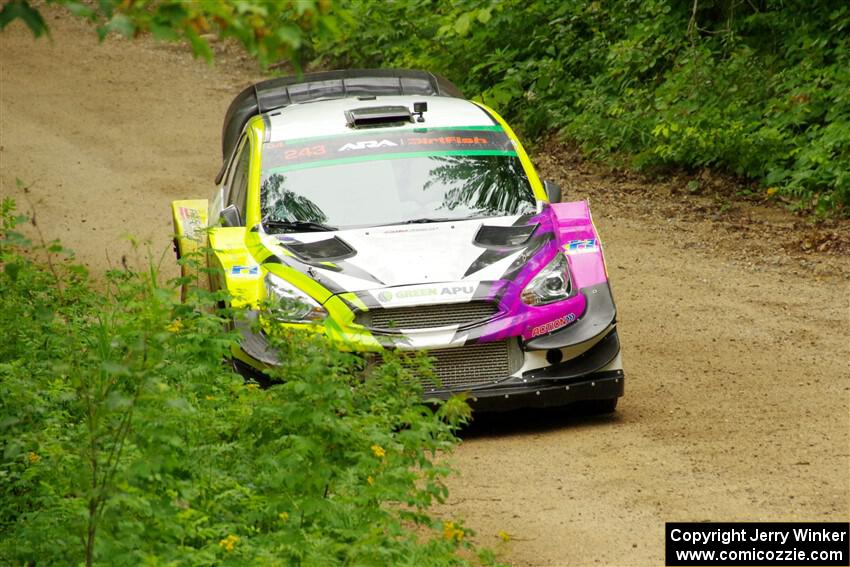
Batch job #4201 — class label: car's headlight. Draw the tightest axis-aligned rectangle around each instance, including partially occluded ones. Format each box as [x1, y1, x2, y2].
[264, 273, 327, 323]
[521, 252, 572, 306]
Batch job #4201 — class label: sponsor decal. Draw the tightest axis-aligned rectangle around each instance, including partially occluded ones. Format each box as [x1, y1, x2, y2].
[275, 144, 327, 161]
[231, 265, 259, 276]
[339, 139, 398, 151]
[563, 239, 599, 255]
[440, 285, 474, 296]
[405, 135, 490, 146]
[382, 226, 439, 234]
[179, 207, 203, 239]
[530, 313, 576, 337]
[376, 285, 475, 302]
[262, 128, 516, 172]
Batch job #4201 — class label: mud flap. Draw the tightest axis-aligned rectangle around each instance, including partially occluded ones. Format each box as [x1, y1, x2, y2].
[171, 199, 208, 302]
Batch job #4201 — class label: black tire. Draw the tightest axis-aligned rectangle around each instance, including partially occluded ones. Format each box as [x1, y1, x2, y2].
[231, 359, 272, 387]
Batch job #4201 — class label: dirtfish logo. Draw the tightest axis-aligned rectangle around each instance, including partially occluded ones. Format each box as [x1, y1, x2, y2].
[339, 140, 398, 151]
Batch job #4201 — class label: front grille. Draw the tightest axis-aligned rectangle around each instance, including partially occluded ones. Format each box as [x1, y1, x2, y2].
[418, 340, 518, 391]
[358, 301, 498, 331]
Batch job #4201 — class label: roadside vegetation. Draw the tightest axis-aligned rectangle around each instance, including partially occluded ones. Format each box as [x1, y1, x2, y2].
[4, 0, 847, 213]
[0, 197, 488, 566]
[314, 0, 849, 215]
[1, 0, 845, 563]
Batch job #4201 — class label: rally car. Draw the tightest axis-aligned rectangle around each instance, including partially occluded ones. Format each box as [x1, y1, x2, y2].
[172, 69, 623, 412]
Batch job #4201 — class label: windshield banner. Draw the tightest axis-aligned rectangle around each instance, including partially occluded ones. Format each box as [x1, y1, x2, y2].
[263, 128, 516, 171]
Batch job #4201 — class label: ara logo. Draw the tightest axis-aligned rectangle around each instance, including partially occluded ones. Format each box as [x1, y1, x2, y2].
[338, 139, 398, 151]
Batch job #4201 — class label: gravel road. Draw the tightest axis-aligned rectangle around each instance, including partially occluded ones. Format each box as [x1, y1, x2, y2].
[3, 16, 847, 566]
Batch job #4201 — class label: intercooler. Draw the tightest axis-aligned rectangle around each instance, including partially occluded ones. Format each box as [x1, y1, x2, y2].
[417, 340, 523, 391]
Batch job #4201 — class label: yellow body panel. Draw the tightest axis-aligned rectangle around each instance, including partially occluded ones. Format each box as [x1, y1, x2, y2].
[243, 117, 266, 230]
[208, 227, 262, 308]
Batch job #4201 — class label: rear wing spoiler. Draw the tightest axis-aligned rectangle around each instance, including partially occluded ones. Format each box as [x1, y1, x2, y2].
[217, 69, 463, 183]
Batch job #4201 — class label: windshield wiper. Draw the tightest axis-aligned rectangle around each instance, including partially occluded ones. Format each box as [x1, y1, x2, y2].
[264, 219, 337, 233]
[377, 217, 455, 227]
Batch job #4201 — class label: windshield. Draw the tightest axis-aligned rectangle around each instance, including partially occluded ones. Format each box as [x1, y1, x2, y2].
[260, 128, 536, 229]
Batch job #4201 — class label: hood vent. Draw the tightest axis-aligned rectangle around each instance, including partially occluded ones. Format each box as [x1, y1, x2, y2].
[283, 236, 356, 262]
[473, 223, 538, 249]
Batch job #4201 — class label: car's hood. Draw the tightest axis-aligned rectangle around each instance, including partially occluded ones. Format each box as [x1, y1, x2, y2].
[267, 215, 534, 294]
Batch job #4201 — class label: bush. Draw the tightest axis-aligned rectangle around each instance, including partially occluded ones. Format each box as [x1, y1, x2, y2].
[315, 0, 850, 214]
[0, 197, 489, 566]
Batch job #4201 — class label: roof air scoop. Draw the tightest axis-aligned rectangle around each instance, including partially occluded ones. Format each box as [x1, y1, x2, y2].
[345, 105, 412, 128]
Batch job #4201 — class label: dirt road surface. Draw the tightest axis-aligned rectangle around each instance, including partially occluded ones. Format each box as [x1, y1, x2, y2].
[3, 16, 848, 566]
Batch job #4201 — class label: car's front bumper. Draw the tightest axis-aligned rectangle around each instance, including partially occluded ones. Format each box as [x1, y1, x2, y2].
[423, 327, 623, 411]
[233, 309, 624, 411]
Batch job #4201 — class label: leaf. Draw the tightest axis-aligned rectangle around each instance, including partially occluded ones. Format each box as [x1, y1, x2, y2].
[102, 361, 130, 376]
[64, 1, 95, 19]
[149, 21, 179, 41]
[105, 13, 135, 37]
[0, 0, 48, 37]
[3, 262, 20, 282]
[454, 12, 472, 36]
[106, 391, 133, 410]
[33, 306, 53, 323]
[276, 24, 301, 49]
[184, 28, 213, 62]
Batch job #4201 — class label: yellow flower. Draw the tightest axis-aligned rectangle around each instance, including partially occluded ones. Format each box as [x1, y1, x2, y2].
[205, 395, 215, 401]
[278, 512, 289, 522]
[27, 452, 40, 464]
[370, 444, 386, 458]
[219, 534, 239, 552]
[443, 521, 464, 542]
[498, 530, 511, 542]
[245, 383, 260, 391]
[367, 475, 374, 486]
[166, 319, 183, 333]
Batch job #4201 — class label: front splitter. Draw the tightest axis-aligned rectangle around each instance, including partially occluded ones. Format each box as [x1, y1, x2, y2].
[429, 369, 624, 412]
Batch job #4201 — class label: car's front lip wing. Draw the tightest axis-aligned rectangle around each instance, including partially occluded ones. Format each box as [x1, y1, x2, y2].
[422, 327, 622, 403]
[456, 369, 624, 412]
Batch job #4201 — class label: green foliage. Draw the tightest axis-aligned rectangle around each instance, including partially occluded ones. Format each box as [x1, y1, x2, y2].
[0, 198, 489, 566]
[316, 0, 850, 214]
[0, 0, 342, 67]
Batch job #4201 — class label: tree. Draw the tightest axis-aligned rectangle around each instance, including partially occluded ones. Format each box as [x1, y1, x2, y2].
[0, 0, 339, 67]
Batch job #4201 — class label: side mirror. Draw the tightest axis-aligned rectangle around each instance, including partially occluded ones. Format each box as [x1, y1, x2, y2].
[219, 204, 243, 227]
[543, 180, 562, 204]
